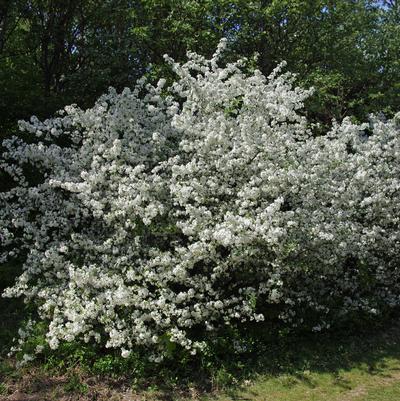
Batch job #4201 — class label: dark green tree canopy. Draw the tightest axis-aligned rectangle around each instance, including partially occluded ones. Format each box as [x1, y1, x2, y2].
[0, 0, 399, 137]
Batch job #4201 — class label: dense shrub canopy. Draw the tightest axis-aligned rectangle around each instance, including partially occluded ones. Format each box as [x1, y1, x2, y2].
[1, 41, 400, 360]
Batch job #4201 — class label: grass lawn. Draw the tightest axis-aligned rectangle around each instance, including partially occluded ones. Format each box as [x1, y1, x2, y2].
[202, 325, 400, 401]
[1, 318, 400, 401]
[1, 262, 400, 400]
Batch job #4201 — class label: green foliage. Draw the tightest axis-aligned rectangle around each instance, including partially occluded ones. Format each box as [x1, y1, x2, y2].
[2, 322, 400, 399]
[0, 383, 6, 395]
[2, 292, 400, 399]
[0, 0, 398, 140]
[64, 373, 88, 394]
[0, 261, 25, 355]
[91, 354, 145, 378]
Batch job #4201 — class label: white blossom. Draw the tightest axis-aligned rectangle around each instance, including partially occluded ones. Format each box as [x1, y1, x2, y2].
[1, 40, 400, 358]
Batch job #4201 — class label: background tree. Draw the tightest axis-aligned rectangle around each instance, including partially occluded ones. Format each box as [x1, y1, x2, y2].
[0, 0, 398, 139]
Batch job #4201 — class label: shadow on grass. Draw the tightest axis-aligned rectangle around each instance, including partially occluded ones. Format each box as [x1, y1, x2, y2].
[181, 318, 400, 401]
[144, 315, 400, 400]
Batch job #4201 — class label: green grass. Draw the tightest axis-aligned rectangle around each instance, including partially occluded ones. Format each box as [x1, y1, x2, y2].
[200, 323, 400, 401]
[203, 361, 400, 401]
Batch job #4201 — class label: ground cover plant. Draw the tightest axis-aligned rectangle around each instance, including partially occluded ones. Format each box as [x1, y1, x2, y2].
[1, 40, 400, 372]
[1, 317, 400, 400]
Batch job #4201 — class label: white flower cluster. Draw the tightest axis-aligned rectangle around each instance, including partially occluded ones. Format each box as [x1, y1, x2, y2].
[1, 40, 400, 358]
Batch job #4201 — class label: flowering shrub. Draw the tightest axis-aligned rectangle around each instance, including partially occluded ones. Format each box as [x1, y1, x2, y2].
[1, 40, 400, 360]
